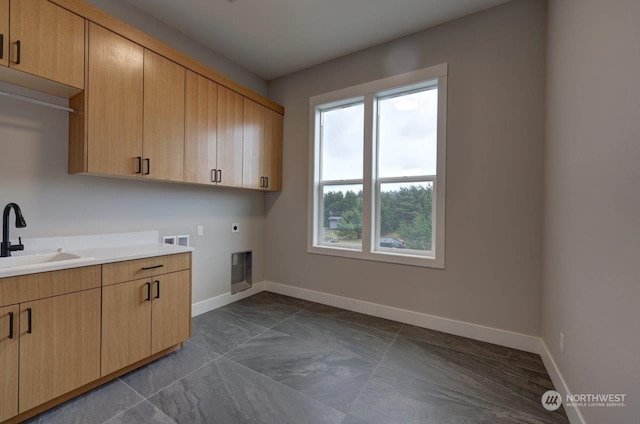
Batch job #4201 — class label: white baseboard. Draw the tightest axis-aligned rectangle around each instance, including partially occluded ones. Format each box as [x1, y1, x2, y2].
[191, 281, 265, 317]
[262, 281, 541, 354]
[539, 340, 586, 424]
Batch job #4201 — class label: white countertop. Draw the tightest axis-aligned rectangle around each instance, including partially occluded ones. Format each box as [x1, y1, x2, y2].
[0, 231, 193, 278]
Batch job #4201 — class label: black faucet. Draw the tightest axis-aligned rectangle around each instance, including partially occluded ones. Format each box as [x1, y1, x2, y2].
[2, 203, 27, 257]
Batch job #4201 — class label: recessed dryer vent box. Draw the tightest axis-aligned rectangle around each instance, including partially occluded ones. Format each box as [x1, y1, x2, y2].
[231, 251, 252, 294]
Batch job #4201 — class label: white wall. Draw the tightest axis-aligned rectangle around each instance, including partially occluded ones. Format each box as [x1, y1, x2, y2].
[266, 0, 546, 336]
[85, 0, 267, 96]
[543, 1, 640, 422]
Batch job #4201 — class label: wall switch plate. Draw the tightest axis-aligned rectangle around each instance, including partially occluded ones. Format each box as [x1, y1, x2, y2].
[197, 226, 204, 236]
[232, 223, 240, 233]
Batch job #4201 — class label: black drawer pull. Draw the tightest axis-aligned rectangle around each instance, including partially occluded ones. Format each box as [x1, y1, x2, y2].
[14, 40, 20, 65]
[8, 311, 13, 339]
[141, 264, 164, 271]
[26, 308, 32, 334]
[136, 156, 142, 174]
[144, 158, 151, 175]
[0, 34, 4, 60]
[145, 282, 151, 301]
[155, 280, 160, 299]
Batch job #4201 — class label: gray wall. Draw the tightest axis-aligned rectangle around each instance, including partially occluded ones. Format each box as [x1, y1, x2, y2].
[85, 0, 267, 96]
[266, 0, 546, 336]
[0, 0, 271, 305]
[543, 0, 640, 422]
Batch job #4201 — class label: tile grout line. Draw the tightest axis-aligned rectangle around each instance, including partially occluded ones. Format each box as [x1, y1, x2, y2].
[139, 355, 221, 402]
[345, 327, 402, 417]
[221, 356, 347, 419]
[220, 298, 311, 358]
[366, 329, 567, 424]
[101, 398, 178, 424]
[395, 330, 550, 377]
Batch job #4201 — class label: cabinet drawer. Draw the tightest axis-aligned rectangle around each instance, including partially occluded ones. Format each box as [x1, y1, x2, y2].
[0, 266, 101, 307]
[102, 253, 190, 286]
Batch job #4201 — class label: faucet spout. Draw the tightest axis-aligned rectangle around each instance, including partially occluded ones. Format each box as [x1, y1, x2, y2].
[2, 203, 27, 257]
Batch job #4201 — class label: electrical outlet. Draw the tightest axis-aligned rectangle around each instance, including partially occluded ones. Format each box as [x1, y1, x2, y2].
[559, 332, 565, 353]
[232, 223, 240, 233]
[197, 225, 204, 236]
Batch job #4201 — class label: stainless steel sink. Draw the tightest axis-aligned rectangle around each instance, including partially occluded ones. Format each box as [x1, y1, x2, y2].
[0, 252, 94, 271]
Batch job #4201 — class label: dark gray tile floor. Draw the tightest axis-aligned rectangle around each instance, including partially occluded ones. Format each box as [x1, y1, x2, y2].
[27, 292, 569, 424]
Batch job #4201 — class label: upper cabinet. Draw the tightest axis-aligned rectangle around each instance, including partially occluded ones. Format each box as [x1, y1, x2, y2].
[264, 108, 284, 191]
[0, 0, 287, 192]
[184, 71, 218, 185]
[70, 23, 144, 177]
[143, 50, 185, 182]
[217, 86, 244, 188]
[7, 0, 84, 89]
[243, 99, 283, 191]
[0, 0, 8, 68]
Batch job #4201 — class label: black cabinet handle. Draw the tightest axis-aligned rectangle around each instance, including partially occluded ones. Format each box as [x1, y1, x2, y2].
[26, 308, 32, 334]
[265, 177, 269, 188]
[136, 156, 142, 174]
[0, 34, 4, 60]
[145, 282, 151, 301]
[217, 169, 222, 183]
[8, 311, 13, 339]
[154, 280, 160, 299]
[260, 176, 265, 188]
[14, 40, 20, 65]
[211, 169, 217, 183]
[141, 264, 164, 271]
[144, 158, 150, 175]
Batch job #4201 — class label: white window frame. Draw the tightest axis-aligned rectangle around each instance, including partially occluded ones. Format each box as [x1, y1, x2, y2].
[308, 63, 447, 269]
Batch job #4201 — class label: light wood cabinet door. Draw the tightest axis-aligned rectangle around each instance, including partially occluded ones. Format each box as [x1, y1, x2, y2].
[242, 98, 264, 190]
[242, 101, 283, 191]
[217, 85, 244, 187]
[0, 0, 8, 68]
[144, 50, 185, 182]
[264, 108, 283, 191]
[151, 271, 191, 355]
[101, 279, 152, 376]
[87, 23, 144, 177]
[9, 0, 84, 89]
[0, 305, 18, 422]
[18, 289, 101, 413]
[184, 71, 218, 185]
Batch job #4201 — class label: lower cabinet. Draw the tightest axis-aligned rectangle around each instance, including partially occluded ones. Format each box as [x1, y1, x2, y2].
[18, 289, 101, 413]
[0, 253, 191, 423]
[0, 305, 19, 422]
[0, 288, 101, 420]
[101, 270, 191, 376]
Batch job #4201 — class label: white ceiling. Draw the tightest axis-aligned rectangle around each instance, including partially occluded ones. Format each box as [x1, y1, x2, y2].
[123, 0, 511, 80]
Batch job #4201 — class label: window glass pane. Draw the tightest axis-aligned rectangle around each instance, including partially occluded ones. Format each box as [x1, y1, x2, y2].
[321, 103, 364, 180]
[321, 184, 363, 249]
[378, 181, 433, 252]
[378, 88, 437, 178]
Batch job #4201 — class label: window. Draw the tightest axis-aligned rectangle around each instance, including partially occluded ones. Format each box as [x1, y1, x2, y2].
[308, 64, 447, 268]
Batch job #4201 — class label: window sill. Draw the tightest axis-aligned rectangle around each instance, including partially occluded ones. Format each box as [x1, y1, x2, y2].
[307, 245, 445, 269]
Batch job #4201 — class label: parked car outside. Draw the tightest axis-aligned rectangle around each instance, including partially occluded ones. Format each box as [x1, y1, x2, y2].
[380, 237, 406, 248]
